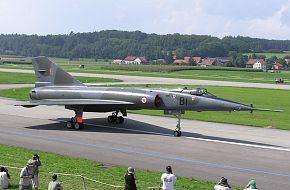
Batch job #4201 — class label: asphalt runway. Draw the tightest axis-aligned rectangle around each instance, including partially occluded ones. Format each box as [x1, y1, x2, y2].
[1, 98, 290, 190]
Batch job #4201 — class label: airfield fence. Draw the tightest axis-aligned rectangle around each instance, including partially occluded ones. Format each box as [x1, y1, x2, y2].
[1, 165, 161, 190]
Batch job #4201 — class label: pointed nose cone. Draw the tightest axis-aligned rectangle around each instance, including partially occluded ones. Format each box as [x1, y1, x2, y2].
[194, 96, 253, 112]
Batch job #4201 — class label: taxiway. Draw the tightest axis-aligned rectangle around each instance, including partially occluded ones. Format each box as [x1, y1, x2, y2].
[0, 98, 290, 190]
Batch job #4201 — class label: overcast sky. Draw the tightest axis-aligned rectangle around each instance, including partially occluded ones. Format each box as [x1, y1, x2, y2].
[1, 0, 290, 40]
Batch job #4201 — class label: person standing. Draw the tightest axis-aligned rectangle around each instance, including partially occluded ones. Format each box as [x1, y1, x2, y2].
[124, 167, 137, 190]
[19, 161, 34, 190]
[48, 174, 63, 190]
[161, 166, 176, 190]
[28, 154, 42, 190]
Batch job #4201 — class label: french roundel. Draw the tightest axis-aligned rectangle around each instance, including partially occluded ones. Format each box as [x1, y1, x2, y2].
[141, 97, 147, 104]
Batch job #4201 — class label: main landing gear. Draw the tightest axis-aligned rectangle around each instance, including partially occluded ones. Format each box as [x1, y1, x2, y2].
[107, 111, 125, 124]
[66, 107, 84, 130]
[66, 117, 84, 130]
[173, 114, 182, 137]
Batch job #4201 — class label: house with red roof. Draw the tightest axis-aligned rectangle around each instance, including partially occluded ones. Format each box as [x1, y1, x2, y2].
[173, 59, 190, 64]
[192, 57, 202, 64]
[246, 59, 266, 70]
[124, 56, 148, 64]
[173, 56, 202, 65]
[198, 58, 219, 67]
[272, 62, 283, 70]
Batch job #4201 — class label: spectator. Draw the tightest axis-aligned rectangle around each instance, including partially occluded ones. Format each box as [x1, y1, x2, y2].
[124, 167, 137, 190]
[19, 161, 34, 190]
[214, 177, 231, 190]
[48, 174, 63, 190]
[161, 166, 176, 190]
[28, 154, 42, 190]
[0, 167, 10, 189]
[244, 179, 258, 190]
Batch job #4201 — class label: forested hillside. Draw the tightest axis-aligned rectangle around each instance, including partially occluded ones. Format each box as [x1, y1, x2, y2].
[0, 30, 290, 60]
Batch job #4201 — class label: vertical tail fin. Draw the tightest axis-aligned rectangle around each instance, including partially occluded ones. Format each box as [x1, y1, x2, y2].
[32, 56, 84, 87]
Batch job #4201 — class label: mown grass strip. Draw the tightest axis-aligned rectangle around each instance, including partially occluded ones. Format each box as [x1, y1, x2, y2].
[1, 61, 289, 84]
[0, 144, 242, 190]
[0, 72, 122, 84]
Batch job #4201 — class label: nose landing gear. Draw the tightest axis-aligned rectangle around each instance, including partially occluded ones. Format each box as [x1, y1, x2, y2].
[173, 114, 182, 137]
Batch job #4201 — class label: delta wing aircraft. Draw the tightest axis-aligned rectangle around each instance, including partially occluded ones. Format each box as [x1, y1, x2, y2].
[17, 57, 281, 136]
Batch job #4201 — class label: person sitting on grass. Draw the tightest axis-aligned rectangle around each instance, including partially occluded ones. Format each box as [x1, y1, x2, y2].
[214, 177, 231, 190]
[48, 174, 63, 190]
[244, 179, 258, 190]
[0, 166, 10, 189]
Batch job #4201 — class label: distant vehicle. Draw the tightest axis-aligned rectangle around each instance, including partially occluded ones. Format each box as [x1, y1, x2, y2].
[275, 78, 284, 84]
[16, 57, 282, 137]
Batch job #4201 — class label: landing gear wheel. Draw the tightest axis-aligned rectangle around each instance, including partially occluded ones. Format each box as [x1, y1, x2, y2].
[74, 122, 84, 130]
[66, 121, 74, 129]
[173, 130, 182, 137]
[116, 116, 124, 124]
[74, 122, 80, 130]
[107, 116, 116, 123]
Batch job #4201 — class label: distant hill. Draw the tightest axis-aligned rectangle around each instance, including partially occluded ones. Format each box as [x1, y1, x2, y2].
[0, 30, 289, 59]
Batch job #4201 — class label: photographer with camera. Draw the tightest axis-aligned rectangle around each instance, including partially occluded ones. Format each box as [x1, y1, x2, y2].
[28, 154, 42, 190]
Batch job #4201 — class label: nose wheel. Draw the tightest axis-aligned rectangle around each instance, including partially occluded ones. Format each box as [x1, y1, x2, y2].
[173, 114, 182, 137]
[173, 130, 182, 137]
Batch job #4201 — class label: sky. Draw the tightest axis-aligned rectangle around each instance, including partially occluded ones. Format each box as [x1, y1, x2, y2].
[1, 0, 290, 40]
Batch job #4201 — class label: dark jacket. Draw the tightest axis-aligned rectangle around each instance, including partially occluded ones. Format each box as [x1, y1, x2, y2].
[124, 172, 136, 190]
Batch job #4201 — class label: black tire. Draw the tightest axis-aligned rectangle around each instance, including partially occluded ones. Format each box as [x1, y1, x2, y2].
[107, 116, 116, 123]
[66, 121, 74, 129]
[173, 131, 179, 137]
[74, 122, 81, 130]
[116, 116, 124, 124]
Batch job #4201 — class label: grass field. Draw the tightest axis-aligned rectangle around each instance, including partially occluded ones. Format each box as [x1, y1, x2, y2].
[244, 52, 290, 59]
[0, 72, 122, 84]
[0, 85, 288, 130]
[0, 145, 243, 190]
[1, 62, 289, 85]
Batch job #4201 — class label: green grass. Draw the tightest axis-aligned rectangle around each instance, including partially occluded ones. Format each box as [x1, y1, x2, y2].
[0, 144, 242, 190]
[0, 72, 122, 84]
[0, 85, 288, 130]
[244, 52, 290, 59]
[1, 59, 289, 84]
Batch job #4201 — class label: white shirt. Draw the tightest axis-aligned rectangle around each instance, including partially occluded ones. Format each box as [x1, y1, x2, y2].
[214, 184, 231, 190]
[244, 188, 258, 190]
[0, 172, 9, 189]
[161, 173, 176, 190]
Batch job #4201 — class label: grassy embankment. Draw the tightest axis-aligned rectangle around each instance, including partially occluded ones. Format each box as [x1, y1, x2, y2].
[0, 84, 288, 130]
[243, 52, 290, 59]
[1, 145, 239, 190]
[1, 57, 289, 84]
[0, 72, 121, 84]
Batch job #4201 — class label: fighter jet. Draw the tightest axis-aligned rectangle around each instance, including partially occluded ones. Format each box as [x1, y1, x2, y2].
[17, 57, 281, 137]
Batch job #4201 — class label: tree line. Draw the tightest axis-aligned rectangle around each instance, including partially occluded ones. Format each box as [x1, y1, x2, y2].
[0, 30, 290, 61]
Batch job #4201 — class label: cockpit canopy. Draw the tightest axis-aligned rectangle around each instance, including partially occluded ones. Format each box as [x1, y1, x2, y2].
[170, 87, 216, 97]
